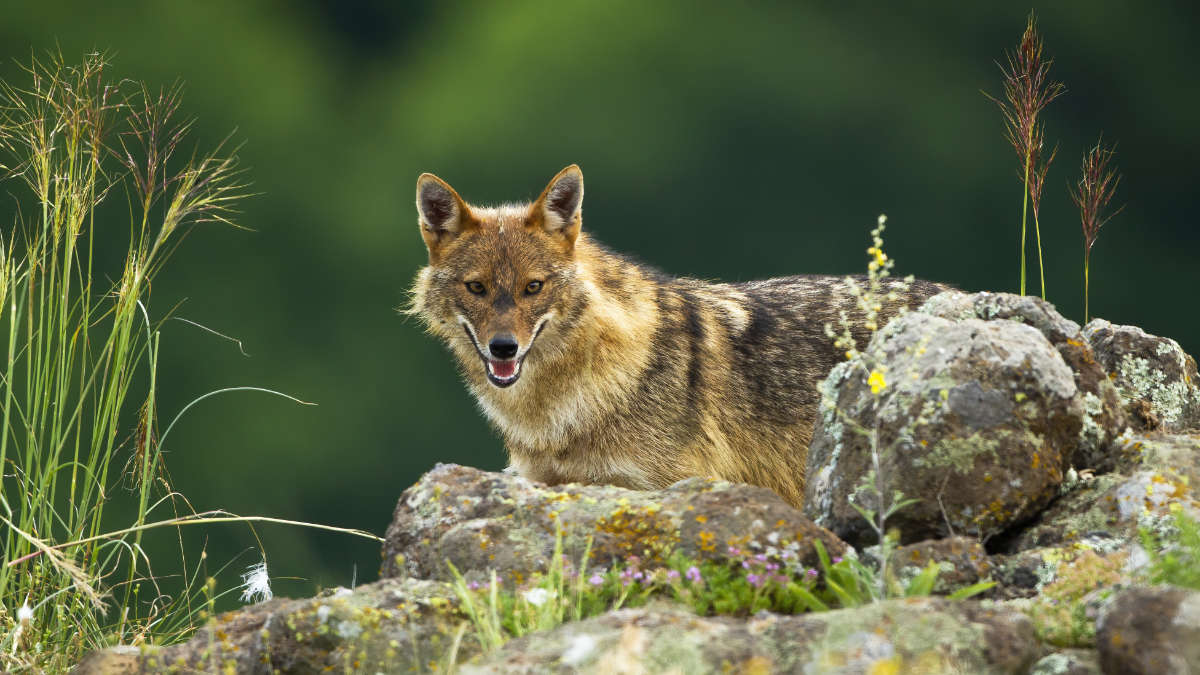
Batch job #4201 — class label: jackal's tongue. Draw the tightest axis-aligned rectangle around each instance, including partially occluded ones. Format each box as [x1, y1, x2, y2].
[489, 360, 517, 378]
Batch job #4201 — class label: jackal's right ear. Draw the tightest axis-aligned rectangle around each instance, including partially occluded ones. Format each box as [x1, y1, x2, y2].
[530, 165, 583, 251]
[416, 173, 473, 262]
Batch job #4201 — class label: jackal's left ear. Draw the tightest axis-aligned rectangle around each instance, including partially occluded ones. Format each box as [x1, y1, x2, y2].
[530, 165, 583, 249]
[416, 173, 473, 263]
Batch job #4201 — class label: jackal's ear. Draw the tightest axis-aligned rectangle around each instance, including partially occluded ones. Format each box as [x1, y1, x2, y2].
[530, 165, 583, 250]
[416, 173, 473, 262]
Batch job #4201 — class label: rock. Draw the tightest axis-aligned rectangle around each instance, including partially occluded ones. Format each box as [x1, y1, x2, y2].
[382, 464, 848, 585]
[996, 467, 1198, 554]
[891, 536, 992, 595]
[1096, 585, 1200, 674]
[922, 292, 1128, 471]
[459, 598, 1040, 674]
[1084, 318, 1200, 432]
[1028, 649, 1101, 674]
[990, 547, 1067, 600]
[73, 578, 474, 674]
[1129, 431, 1200, 487]
[804, 294, 1111, 546]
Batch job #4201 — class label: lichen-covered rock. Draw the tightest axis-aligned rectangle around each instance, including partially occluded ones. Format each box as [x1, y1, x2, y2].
[1084, 318, 1200, 432]
[1028, 649, 1101, 674]
[891, 536, 992, 595]
[804, 295, 1111, 546]
[997, 468, 1197, 554]
[73, 578, 473, 674]
[383, 464, 848, 584]
[990, 547, 1072, 600]
[1096, 585, 1200, 674]
[921, 292, 1128, 471]
[459, 598, 1040, 674]
[1128, 431, 1200, 487]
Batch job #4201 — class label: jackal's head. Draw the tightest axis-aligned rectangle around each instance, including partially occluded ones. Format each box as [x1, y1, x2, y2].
[410, 166, 585, 389]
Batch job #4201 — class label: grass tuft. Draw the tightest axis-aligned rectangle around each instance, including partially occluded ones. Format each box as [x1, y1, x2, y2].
[985, 11, 1064, 299]
[1070, 137, 1123, 322]
[0, 52, 376, 670]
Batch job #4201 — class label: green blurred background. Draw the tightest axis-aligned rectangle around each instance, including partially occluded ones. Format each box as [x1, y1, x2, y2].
[2, 1, 1197, 603]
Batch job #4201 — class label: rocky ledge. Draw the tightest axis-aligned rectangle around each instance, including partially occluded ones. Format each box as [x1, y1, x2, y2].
[77, 292, 1200, 674]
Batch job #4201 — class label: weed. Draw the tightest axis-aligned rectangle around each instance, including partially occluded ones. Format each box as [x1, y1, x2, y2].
[1138, 504, 1200, 590]
[985, 12, 1064, 299]
[1025, 548, 1129, 648]
[0, 53, 379, 670]
[1070, 138, 1123, 322]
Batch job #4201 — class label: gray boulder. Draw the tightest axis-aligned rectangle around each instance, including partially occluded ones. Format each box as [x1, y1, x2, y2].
[1096, 585, 1200, 674]
[1084, 319, 1200, 432]
[383, 463, 848, 585]
[891, 536, 992, 595]
[460, 598, 1040, 674]
[73, 577, 476, 674]
[804, 292, 1125, 546]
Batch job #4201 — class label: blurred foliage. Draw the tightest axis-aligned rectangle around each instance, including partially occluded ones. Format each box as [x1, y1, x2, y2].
[1, 1, 1197, 606]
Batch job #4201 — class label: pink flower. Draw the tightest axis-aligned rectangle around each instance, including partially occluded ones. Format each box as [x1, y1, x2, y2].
[685, 566, 702, 583]
[588, 574, 604, 586]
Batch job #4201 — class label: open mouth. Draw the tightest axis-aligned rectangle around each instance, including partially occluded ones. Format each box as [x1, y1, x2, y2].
[459, 316, 549, 389]
[484, 357, 524, 388]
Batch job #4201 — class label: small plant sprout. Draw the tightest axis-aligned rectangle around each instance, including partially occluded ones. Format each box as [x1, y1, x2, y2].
[1070, 137, 1123, 322]
[239, 559, 273, 604]
[986, 12, 1065, 298]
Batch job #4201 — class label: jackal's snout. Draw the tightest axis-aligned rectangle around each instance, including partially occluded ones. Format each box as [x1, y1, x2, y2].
[488, 334, 519, 360]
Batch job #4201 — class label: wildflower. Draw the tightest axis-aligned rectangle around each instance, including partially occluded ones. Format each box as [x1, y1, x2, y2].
[867, 370, 887, 395]
[747, 574, 764, 588]
[807, 569, 819, 577]
[467, 580, 483, 591]
[832, 556, 844, 565]
[522, 587, 553, 607]
[239, 560, 273, 604]
[685, 566, 702, 583]
[666, 569, 680, 580]
[588, 573, 605, 586]
[742, 560, 751, 569]
[727, 546, 741, 556]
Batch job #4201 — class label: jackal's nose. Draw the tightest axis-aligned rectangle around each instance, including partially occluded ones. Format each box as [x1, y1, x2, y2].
[488, 335, 519, 359]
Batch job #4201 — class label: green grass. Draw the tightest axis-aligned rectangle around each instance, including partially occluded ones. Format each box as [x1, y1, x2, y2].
[0, 50, 248, 670]
[1140, 505, 1200, 591]
[0, 52, 389, 671]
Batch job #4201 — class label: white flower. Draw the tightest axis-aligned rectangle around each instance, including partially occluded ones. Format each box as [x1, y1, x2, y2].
[522, 587, 553, 607]
[239, 560, 273, 604]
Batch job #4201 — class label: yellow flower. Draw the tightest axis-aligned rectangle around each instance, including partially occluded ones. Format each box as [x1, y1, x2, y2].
[868, 370, 887, 395]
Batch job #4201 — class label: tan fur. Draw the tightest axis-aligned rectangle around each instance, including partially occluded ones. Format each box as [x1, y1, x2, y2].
[409, 166, 946, 508]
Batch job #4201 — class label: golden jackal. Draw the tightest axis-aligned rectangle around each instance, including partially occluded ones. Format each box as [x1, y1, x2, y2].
[410, 165, 944, 507]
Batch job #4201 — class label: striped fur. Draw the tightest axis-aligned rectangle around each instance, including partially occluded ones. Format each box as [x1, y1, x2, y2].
[409, 165, 946, 507]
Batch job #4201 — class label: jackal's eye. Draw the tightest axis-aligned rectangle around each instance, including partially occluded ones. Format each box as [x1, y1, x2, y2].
[465, 281, 486, 295]
[525, 280, 543, 295]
